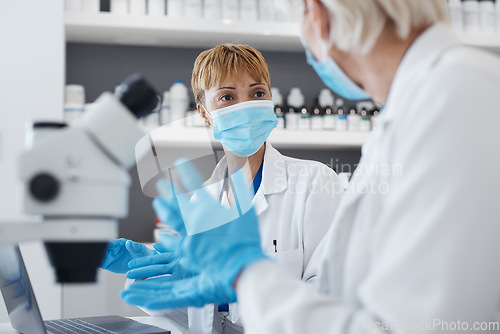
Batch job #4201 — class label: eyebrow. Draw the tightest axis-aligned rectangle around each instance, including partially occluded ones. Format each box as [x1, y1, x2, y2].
[216, 83, 266, 91]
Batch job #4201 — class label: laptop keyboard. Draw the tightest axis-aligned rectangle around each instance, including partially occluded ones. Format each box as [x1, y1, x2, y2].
[45, 318, 116, 334]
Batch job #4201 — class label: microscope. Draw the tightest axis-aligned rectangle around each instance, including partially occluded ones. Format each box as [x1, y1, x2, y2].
[0, 73, 159, 284]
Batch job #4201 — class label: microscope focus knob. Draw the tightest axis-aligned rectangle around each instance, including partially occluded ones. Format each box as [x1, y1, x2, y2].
[30, 173, 60, 202]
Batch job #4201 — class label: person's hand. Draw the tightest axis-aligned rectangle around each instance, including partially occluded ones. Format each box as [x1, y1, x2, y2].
[121, 272, 235, 310]
[126, 236, 195, 280]
[121, 159, 267, 309]
[100, 238, 156, 274]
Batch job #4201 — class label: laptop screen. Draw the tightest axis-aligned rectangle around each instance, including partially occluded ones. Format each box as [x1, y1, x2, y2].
[0, 245, 47, 334]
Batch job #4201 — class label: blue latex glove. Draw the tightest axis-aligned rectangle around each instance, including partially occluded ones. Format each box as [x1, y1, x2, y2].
[126, 236, 194, 280]
[121, 272, 234, 309]
[121, 159, 267, 309]
[100, 238, 157, 274]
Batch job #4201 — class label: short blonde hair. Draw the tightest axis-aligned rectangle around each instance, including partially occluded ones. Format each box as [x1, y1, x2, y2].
[314, 0, 450, 54]
[191, 44, 271, 106]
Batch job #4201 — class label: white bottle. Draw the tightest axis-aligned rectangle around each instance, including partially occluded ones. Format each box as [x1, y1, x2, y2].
[347, 108, 361, 131]
[310, 107, 323, 131]
[169, 81, 189, 127]
[271, 87, 283, 106]
[271, 88, 285, 129]
[240, 0, 258, 21]
[285, 88, 304, 130]
[479, 0, 496, 34]
[274, 0, 291, 22]
[448, 0, 463, 33]
[81, 0, 100, 13]
[222, 0, 239, 21]
[167, 0, 184, 18]
[160, 91, 170, 125]
[298, 108, 311, 131]
[258, 0, 274, 21]
[185, 0, 203, 18]
[497, 0, 500, 33]
[65, 0, 82, 12]
[64, 85, 85, 126]
[318, 89, 334, 109]
[323, 107, 335, 130]
[463, 0, 480, 34]
[204, 0, 221, 19]
[359, 108, 371, 131]
[111, 0, 129, 14]
[148, 0, 166, 16]
[130, 0, 147, 15]
[336, 108, 348, 131]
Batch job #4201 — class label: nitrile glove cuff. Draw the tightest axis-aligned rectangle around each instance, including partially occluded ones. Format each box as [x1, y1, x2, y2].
[221, 246, 268, 292]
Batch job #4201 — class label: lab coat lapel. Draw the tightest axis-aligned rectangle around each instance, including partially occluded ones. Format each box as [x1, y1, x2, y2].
[252, 143, 288, 216]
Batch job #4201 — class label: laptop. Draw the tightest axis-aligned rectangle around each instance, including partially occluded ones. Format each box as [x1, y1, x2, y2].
[0, 245, 170, 334]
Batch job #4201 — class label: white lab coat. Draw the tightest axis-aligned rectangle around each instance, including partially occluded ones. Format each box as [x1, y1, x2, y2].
[144, 143, 344, 333]
[237, 24, 500, 333]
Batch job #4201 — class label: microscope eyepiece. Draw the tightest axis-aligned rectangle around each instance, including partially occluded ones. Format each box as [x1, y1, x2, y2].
[117, 73, 159, 119]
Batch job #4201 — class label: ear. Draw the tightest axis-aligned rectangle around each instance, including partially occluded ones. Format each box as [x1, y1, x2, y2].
[308, 0, 331, 42]
[197, 104, 211, 126]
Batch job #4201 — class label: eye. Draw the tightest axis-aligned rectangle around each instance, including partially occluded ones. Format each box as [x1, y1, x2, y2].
[253, 91, 265, 98]
[220, 94, 233, 101]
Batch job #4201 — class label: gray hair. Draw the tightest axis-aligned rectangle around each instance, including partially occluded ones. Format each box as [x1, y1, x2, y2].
[307, 0, 450, 54]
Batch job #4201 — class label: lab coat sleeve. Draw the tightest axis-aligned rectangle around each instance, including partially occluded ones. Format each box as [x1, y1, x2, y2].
[237, 59, 500, 333]
[301, 165, 343, 282]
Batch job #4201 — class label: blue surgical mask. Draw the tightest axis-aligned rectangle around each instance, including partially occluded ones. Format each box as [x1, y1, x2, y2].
[207, 100, 278, 157]
[303, 41, 371, 101]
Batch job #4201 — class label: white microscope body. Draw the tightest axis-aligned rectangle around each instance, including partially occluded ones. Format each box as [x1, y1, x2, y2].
[0, 74, 159, 283]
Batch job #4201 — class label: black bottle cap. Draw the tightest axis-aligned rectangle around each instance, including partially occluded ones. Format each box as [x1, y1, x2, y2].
[117, 73, 160, 119]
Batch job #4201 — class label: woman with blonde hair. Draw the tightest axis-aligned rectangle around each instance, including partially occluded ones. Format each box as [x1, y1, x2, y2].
[105, 43, 344, 333]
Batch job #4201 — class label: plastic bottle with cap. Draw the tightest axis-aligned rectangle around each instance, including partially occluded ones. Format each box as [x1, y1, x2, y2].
[496, 0, 500, 34]
[130, 0, 147, 15]
[185, 0, 203, 18]
[64, 85, 85, 126]
[65, 0, 82, 12]
[167, 0, 184, 18]
[310, 104, 323, 131]
[479, 0, 496, 34]
[286, 88, 304, 130]
[371, 107, 380, 130]
[81, 0, 100, 13]
[298, 107, 311, 131]
[448, 0, 463, 33]
[463, 0, 480, 34]
[274, 0, 292, 22]
[318, 89, 334, 130]
[148, 0, 166, 16]
[323, 106, 336, 130]
[204, 0, 221, 19]
[240, 0, 258, 21]
[111, 0, 128, 14]
[160, 91, 170, 126]
[222, 0, 239, 20]
[347, 108, 361, 131]
[169, 81, 189, 127]
[360, 107, 371, 131]
[258, 0, 275, 21]
[271, 87, 285, 129]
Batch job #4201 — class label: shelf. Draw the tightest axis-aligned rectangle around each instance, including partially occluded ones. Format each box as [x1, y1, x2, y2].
[66, 13, 500, 52]
[142, 125, 371, 149]
[65, 12, 302, 52]
[459, 34, 500, 50]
